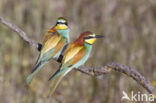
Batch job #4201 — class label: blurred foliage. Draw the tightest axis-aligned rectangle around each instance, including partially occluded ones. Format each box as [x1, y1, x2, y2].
[0, 0, 156, 103]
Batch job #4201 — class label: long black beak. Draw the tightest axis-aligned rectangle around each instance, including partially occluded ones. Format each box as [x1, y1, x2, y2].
[95, 35, 104, 38]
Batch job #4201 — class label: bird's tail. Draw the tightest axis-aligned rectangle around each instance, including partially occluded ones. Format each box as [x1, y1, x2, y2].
[48, 67, 73, 96]
[26, 61, 47, 85]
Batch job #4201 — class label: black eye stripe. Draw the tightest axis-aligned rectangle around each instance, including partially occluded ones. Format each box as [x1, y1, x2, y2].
[56, 22, 68, 25]
[84, 36, 94, 39]
[57, 22, 65, 24]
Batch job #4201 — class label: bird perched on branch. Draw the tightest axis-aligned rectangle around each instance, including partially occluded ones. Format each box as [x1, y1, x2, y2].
[26, 17, 70, 84]
[48, 31, 104, 96]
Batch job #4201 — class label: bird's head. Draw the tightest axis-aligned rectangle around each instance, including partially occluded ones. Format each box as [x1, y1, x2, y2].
[75, 31, 104, 45]
[84, 32, 104, 45]
[55, 17, 68, 30]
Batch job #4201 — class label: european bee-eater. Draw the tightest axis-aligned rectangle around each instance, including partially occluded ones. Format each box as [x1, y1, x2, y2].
[26, 17, 70, 84]
[48, 31, 104, 95]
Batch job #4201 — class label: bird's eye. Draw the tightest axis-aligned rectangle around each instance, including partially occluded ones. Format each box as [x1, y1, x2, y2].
[84, 36, 93, 39]
[84, 34, 95, 39]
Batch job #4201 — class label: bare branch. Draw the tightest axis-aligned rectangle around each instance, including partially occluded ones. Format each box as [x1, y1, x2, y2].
[0, 16, 42, 51]
[0, 16, 156, 97]
[78, 63, 156, 96]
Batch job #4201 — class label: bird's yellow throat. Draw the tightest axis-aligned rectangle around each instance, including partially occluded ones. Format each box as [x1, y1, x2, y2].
[85, 38, 96, 45]
[56, 24, 68, 30]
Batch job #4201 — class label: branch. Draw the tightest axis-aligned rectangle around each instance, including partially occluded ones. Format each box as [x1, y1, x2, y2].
[78, 63, 156, 96]
[1, 16, 156, 97]
[0, 16, 42, 51]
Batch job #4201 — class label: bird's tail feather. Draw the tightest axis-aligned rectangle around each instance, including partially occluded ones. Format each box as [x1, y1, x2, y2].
[48, 65, 71, 81]
[48, 67, 72, 96]
[26, 61, 46, 85]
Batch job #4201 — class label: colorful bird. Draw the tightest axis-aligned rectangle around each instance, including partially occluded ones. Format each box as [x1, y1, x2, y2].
[48, 31, 104, 95]
[26, 17, 70, 84]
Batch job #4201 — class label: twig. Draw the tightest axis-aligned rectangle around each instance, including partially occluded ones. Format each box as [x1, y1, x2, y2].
[0, 16, 156, 97]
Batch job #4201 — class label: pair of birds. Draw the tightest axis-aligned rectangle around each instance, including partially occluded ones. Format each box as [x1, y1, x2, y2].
[26, 17, 104, 96]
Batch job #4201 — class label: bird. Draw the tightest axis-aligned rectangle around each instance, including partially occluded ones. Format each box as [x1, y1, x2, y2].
[48, 31, 104, 96]
[26, 17, 70, 85]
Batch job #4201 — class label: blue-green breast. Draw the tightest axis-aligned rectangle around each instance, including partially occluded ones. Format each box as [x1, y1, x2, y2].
[57, 28, 70, 43]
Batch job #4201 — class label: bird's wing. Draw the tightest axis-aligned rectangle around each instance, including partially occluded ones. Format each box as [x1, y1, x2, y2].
[62, 44, 83, 63]
[71, 48, 86, 65]
[48, 46, 87, 96]
[36, 30, 62, 64]
[35, 29, 56, 64]
[26, 29, 63, 84]
[51, 37, 67, 58]
[41, 33, 61, 55]
[30, 30, 61, 70]
[49, 45, 86, 80]
[62, 43, 76, 55]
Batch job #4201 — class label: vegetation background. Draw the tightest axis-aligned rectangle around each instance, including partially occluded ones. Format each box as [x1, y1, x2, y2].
[0, 0, 156, 103]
